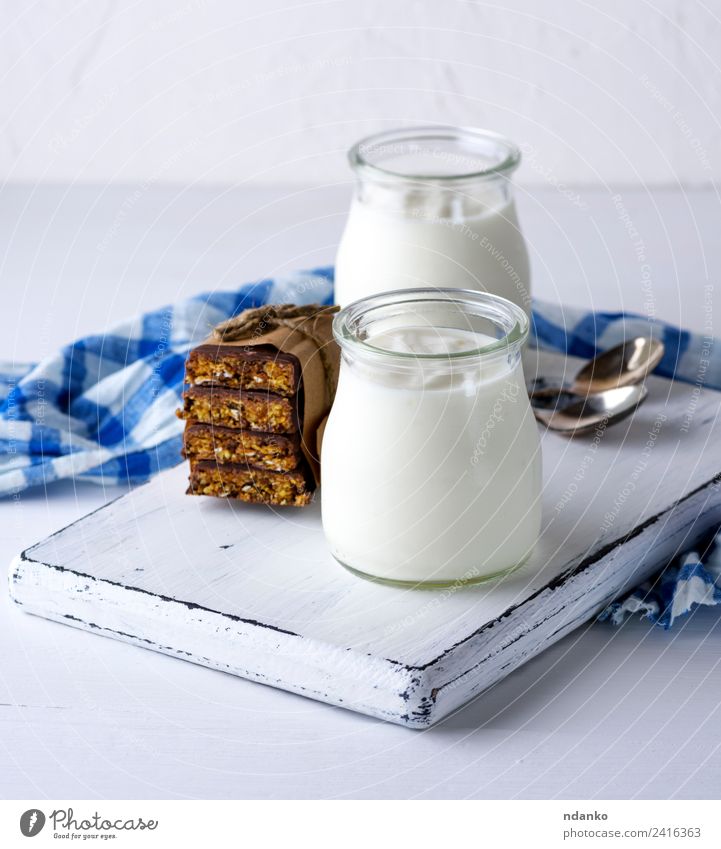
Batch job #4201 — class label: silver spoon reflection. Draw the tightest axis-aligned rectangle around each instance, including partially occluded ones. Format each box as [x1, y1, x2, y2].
[531, 337, 664, 401]
[571, 337, 665, 394]
[532, 384, 648, 435]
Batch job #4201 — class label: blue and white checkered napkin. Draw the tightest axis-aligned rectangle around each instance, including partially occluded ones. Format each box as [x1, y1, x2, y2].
[1, 267, 719, 628]
[0, 268, 334, 493]
[599, 542, 721, 628]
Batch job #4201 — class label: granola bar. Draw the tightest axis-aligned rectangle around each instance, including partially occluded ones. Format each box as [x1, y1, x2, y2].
[187, 460, 313, 507]
[180, 385, 299, 434]
[185, 343, 300, 397]
[183, 423, 302, 472]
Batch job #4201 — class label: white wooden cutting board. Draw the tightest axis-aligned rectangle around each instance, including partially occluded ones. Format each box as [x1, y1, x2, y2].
[8, 352, 721, 728]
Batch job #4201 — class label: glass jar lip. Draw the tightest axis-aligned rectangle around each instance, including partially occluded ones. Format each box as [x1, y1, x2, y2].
[348, 126, 522, 183]
[334, 288, 529, 361]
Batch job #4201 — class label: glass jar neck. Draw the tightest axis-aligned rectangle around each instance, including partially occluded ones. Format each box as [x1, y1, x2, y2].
[334, 288, 528, 375]
[349, 126, 520, 219]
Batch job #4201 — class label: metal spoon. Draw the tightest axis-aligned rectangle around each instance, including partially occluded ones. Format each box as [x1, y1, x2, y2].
[571, 337, 665, 394]
[533, 384, 648, 436]
[530, 337, 664, 401]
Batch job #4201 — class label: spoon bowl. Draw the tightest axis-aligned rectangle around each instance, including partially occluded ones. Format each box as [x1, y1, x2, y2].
[572, 337, 665, 394]
[533, 384, 648, 435]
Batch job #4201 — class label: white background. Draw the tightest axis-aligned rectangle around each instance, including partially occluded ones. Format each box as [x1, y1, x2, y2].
[2, 1, 721, 802]
[2, 0, 721, 186]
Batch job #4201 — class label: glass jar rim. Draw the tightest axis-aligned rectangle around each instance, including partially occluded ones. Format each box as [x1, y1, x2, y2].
[348, 126, 521, 183]
[334, 288, 529, 361]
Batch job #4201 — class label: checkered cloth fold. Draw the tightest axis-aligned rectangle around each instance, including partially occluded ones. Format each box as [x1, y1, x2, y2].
[599, 541, 721, 629]
[1, 267, 719, 628]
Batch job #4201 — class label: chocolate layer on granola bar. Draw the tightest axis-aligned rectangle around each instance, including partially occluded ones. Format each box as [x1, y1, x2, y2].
[185, 343, 301, 397]
[183, 423, 302, 472]
[180, 385, 299, 433]
[187, 460, 313, 507]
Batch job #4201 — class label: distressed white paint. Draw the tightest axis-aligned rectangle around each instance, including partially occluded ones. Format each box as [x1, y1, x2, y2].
[1, 1, 720, 186]
[10, 353, 721, 727]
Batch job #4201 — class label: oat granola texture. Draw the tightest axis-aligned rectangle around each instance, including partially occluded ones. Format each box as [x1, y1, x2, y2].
[178, 304, 339, 507]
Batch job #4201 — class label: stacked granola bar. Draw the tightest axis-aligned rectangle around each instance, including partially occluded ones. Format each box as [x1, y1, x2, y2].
[180, 342, 314, 506]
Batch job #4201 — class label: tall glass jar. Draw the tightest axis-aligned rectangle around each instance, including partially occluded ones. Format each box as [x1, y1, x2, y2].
[334, 127, 531, 313]
[321, 288, 542, 587]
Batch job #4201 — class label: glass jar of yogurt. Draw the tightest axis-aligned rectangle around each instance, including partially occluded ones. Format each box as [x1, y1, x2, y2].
[321, 289, 542, 587]
[334, 127, 531, 313]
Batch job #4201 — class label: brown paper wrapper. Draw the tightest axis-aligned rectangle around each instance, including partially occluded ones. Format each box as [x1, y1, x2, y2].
[203, 304, 340, 485]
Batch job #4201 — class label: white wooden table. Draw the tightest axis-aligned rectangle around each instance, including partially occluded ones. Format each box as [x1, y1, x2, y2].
[2, 184, 720, 799]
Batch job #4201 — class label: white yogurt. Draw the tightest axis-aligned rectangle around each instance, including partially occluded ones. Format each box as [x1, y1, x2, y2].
[335, 194, 531, 313]
[321, 313, 542, 585]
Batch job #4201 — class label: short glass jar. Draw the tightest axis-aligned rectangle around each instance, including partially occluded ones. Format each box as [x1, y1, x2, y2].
[334, 127, 531, 313]
[321, 289, 542, 587]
